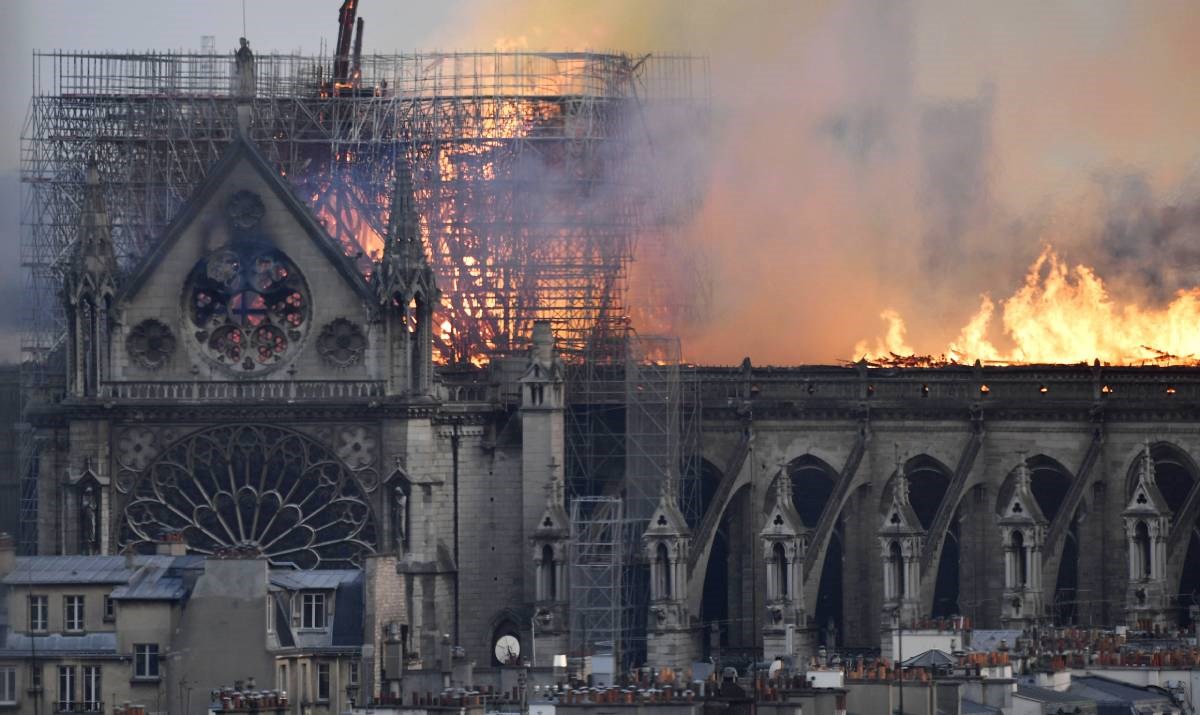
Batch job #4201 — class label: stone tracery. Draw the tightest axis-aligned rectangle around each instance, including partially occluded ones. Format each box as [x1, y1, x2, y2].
[119, 424, 377, 569]
[185, 243, 309, 373]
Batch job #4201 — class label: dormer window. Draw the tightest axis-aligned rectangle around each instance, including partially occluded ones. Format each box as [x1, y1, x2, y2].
[301, 592, 327, 630]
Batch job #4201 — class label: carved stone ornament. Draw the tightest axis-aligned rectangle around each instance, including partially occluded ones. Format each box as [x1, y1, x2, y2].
[126, 319, 176, 369]
[225, 190, 265, 230]
[336, 425, 377, 470]
[116, 426, 159, 471]
[317, 318, 367, 368]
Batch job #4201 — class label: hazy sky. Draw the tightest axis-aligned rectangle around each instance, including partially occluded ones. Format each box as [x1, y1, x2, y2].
[4, 1, 1199, 365]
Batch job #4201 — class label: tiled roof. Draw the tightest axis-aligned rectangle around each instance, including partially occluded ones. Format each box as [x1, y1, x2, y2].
[0, 632, 118, 656]
[3, 556, 133, 585]
[109, 562, 187, 600]
[1072, 675, 1173, 704]
[970, 629, 1021, 652]
[902, 649, 955, 668]
[1016, 684, 1092, 704]
[269, 569, 360, 591]
[960, 699, 1002, 714]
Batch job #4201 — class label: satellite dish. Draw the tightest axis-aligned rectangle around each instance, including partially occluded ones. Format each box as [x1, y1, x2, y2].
[768, 659, 783, 677]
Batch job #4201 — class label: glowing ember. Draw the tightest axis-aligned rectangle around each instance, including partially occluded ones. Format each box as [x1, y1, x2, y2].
[856, 247, 1200, 366]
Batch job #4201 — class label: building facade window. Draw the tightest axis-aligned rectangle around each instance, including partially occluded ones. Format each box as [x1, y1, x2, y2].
[64, 595, 85, 632]
[29, 595, 48, 632]
[277, 663, 288, 691]
[134, 644, 160, 679]
[348, 661, 359, 686]
[301, 593, 326, 629]
[0, 666, 16, 705]
[83, 665, 101, 712]
[58, 666, 75, 711]
[316, 662, 330, 702]
[103, 595, 115, 621]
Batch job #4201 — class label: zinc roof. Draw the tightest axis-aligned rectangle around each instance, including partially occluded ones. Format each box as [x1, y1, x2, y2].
[269, 569, 360, 591]
[2, 556, 132, 585]
[0, 632, 118, 656]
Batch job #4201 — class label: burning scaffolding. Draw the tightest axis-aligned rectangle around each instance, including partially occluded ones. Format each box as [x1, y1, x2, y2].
[21, 48, 707, 368]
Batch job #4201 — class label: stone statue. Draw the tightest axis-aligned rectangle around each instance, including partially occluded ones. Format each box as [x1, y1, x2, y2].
[393, 485, 408, 550]
[232, 37, 256, 98]
[81, 487, 99, 554]
[824, 618, 839, 651]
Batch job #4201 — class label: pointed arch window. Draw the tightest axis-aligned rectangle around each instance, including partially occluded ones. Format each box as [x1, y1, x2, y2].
[1012, 531, 1027, 587]
[655, 542, 672, 599]
[888, 540, 905, 598]
[1134, 520, 1152, 580]
[772, 542, 789, 598]
[541, 543, 557, 602]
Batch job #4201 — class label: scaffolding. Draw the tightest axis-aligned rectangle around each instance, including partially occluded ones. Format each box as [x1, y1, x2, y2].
[565, 333, 701, 667]
[569, 497, 624, 662]
[21, 49, 708, 368]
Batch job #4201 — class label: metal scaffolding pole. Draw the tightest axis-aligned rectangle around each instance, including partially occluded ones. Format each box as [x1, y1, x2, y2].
[569, 496, 624, 665]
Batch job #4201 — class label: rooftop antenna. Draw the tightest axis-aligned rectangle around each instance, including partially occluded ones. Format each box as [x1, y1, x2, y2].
[242, 0, 247, 38]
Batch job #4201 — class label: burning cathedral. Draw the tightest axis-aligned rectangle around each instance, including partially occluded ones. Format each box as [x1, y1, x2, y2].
[16, 12, 1200, 681]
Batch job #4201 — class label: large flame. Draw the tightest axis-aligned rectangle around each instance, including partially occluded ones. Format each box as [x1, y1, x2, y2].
[294, 89, 640, 367]
[856, 247, 1200, 366]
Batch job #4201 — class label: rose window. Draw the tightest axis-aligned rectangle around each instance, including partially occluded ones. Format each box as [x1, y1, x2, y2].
[119, 424, 377, 569]
[185, 245, 309, 373]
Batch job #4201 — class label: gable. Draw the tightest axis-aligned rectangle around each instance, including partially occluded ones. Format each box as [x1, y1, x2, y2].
[644, 501, 690, 539]
[1000, 490, 1046, 525]
[114, 140, 380, 382]
[1125, 481, 1169, 515]
[762, 500, 805, 538]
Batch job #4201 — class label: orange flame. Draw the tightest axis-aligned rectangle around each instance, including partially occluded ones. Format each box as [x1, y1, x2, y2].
[857, 247, 1200, 366]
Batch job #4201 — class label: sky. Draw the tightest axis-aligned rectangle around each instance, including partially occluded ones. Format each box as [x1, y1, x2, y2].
[3, 1, 1199, 365]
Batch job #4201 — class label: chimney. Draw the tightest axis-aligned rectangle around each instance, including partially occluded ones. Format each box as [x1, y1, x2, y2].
[157, 531, 188, 557]
[0, 533, 15, 579]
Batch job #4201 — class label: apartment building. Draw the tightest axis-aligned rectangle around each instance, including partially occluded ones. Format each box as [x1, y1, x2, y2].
[0, 535, 401, 714]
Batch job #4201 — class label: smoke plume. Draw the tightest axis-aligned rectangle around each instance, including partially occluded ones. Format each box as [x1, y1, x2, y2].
[428, 0, 1200, 365]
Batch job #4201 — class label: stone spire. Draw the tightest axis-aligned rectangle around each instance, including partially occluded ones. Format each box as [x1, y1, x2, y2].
[1126, 440, 1169, 517]
[1140, 440, 1156, 487]
[776, 459, 793, 506]
[375, 158, 435, 305]
[882, 449, 922, 534]
[68, 160, 117, 299]
[1003, 453, 1047, 525]
[1014, 453, 1032, 492]
[892, 451, 910, 511]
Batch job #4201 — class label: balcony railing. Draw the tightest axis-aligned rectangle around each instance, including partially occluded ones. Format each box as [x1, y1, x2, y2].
[100, 380, 385, 401]
[54, 702, 104, 713]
